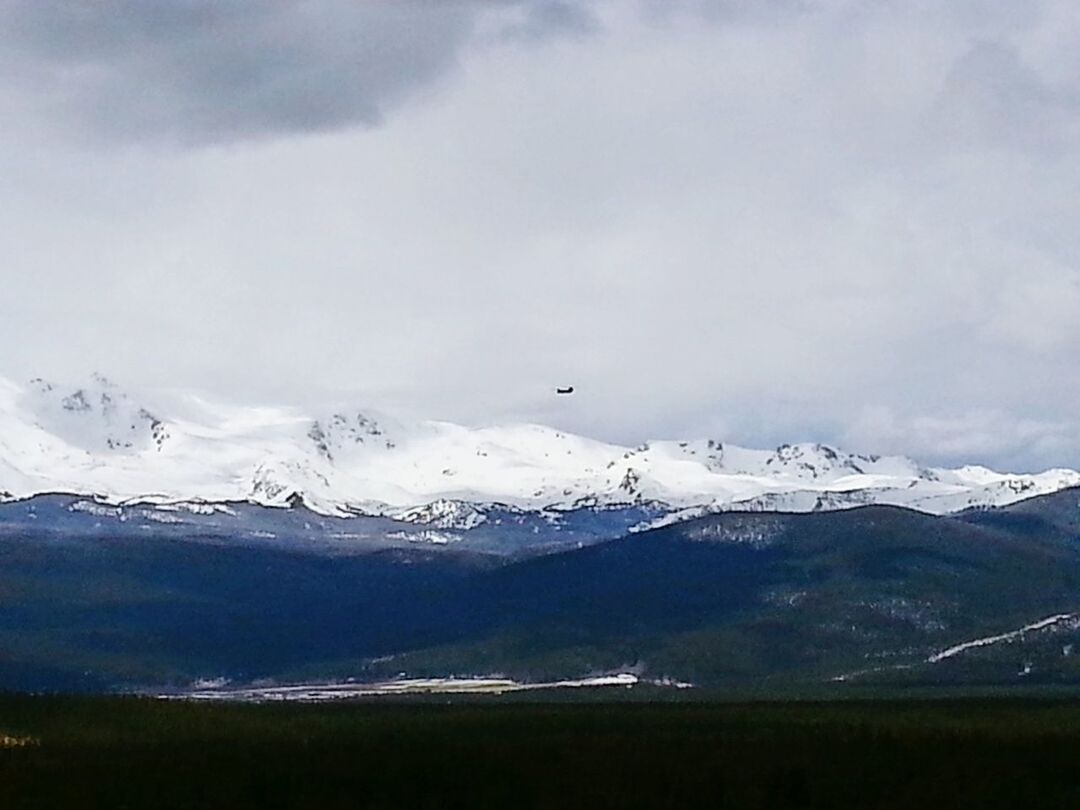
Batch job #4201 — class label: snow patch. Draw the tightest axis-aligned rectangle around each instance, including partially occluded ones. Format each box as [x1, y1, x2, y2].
[927, 613, 1080, 663]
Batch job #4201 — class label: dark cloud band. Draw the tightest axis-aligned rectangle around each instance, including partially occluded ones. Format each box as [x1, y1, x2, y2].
[0, 0, 596, 145]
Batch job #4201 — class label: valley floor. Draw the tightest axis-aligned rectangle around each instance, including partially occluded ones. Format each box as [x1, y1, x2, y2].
[2, 694, 1080, 808]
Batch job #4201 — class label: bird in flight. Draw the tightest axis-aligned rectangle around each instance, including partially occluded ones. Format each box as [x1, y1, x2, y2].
[556, 386, 574, 395]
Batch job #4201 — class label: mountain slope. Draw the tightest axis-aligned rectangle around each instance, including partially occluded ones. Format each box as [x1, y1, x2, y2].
[960, 485, 1080, 540]
[5, 502, 1080, 691]
[373, 504, 1080, 687]
[0, 492, 666, 559]
[1, 374, 1076, 520]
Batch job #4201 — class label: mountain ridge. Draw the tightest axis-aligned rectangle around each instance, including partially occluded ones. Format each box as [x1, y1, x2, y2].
[6, 491, 1080, 691]
[1, 373, 1077, 523]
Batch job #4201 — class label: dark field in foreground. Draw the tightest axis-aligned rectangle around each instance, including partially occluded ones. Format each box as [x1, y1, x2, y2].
[2, 695, 1080, 809]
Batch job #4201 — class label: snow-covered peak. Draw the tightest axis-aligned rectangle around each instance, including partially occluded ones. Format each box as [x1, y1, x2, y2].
[648, 439, 927, 483]
[307, 410, 402, 462]
[0, 373, 1077, 520]
[18, 375, 168, 455]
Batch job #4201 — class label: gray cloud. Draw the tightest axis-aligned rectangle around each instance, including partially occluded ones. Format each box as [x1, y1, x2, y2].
[931, 40, 1080, 153]
[497, 1, 602, 42]
[0, 0, 594, 145]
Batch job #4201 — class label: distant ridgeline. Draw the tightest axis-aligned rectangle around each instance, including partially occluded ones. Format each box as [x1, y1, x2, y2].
[0, 374, 1077, 521]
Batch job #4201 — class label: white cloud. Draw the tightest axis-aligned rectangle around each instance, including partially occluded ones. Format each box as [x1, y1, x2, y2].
[844, 407, 1080, 472]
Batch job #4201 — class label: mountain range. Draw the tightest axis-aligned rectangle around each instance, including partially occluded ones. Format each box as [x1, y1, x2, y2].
[4, 374, 1080, 694]
[1, 374, 1077, 527]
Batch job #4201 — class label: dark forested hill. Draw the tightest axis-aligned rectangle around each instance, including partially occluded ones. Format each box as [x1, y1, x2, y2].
[5, 495, 1080, 692]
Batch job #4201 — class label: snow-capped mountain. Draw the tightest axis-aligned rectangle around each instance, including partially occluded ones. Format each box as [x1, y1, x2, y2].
[0, 374, 1077, 523]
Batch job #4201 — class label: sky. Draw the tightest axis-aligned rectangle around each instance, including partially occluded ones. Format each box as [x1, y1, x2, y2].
[1, 0, 1079, 471]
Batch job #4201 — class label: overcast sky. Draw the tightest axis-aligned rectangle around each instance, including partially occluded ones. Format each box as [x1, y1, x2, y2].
[2, 0, 1079, 471]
